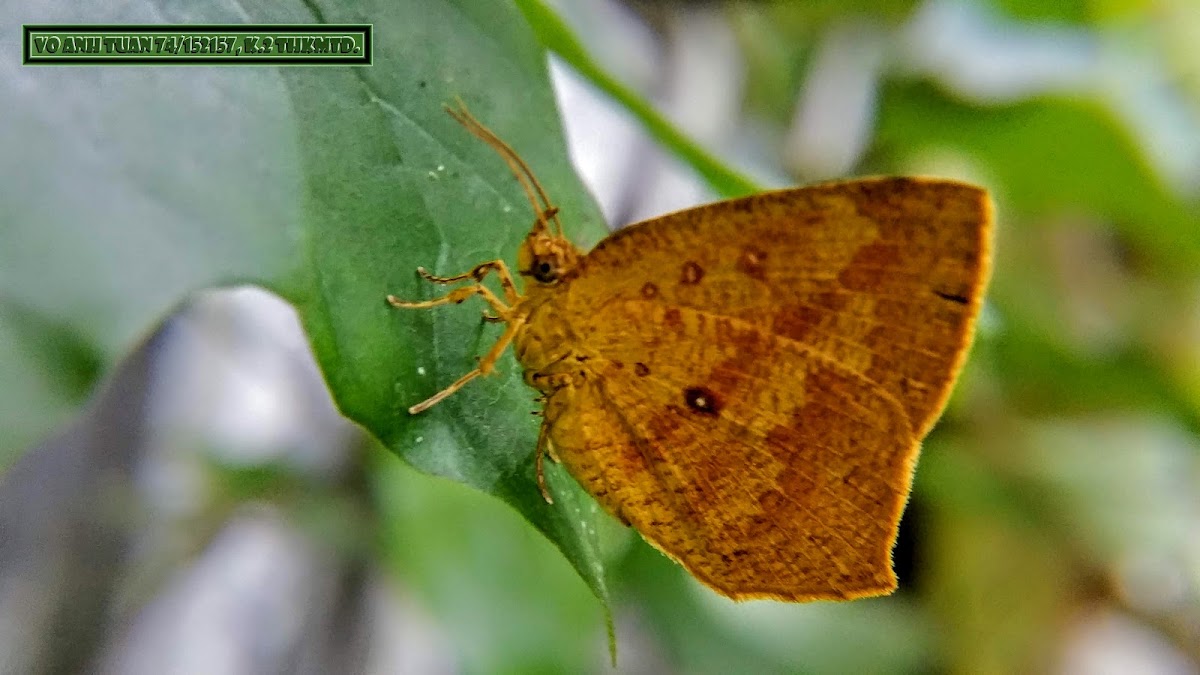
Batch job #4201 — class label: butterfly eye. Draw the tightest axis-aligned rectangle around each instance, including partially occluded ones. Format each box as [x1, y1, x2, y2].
[533, 259, 559, 283]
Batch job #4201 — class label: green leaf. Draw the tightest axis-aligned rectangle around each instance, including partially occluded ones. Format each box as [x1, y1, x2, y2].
[3, 0, 613, 612]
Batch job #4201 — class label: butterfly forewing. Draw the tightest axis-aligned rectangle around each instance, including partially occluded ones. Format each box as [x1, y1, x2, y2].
[566, 177, 991, 435]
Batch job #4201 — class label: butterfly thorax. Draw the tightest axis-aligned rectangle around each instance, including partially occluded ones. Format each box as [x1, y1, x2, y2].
[511, 228, 588, 389]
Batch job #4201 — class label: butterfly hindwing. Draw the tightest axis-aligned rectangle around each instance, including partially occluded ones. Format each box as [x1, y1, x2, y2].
[543, 302, 913, 600]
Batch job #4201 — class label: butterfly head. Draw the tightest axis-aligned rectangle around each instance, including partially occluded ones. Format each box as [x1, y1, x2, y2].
[518, 207, 580, 286]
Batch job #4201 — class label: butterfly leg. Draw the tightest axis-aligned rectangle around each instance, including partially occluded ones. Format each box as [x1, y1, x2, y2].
[535, 419, 555, 503]
[387, 281, 511, 318]
[402, 260, 520, 324]
[415, 259, 521, 305]
[405, 314, 527, 414]
[530, 374, 574, 502]
[534, 422, 564, 504]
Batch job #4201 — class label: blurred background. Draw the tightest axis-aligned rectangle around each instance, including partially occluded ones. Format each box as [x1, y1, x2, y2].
[3, 0, 1200, 673]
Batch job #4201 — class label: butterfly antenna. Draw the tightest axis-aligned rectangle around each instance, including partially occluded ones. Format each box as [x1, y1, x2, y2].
[445, 99, 565, 237]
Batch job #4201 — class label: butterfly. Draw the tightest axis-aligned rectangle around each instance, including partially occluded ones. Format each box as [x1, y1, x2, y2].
[388, 102, 992, 601]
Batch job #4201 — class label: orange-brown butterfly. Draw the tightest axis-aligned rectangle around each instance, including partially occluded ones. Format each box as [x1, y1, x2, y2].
[389, 102, 992, 601]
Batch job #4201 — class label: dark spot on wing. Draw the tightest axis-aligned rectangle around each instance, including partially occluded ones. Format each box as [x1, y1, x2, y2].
[681, 261, 704, 285]
[663, 307, 683, 330]
[737, 246, 768, 281]
[684, 386, 722, 416]
[933, 289, 969, 305]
